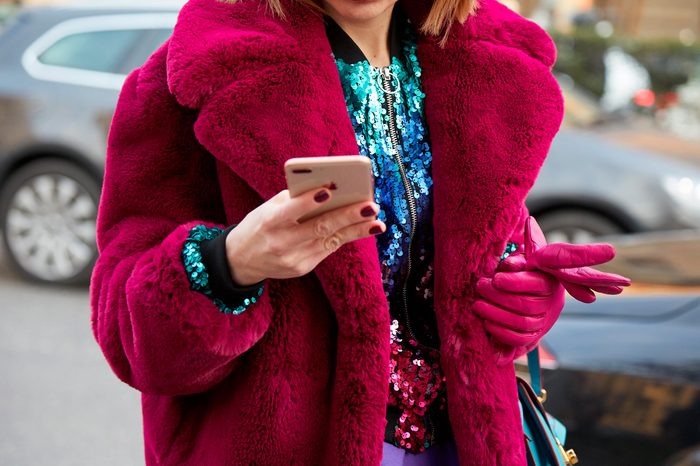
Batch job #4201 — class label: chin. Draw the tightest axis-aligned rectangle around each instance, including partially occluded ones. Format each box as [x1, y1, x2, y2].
[323, 0, 397, 23]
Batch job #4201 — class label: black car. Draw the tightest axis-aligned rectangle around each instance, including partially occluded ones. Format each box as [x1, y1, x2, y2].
[518, 295, 700, 466]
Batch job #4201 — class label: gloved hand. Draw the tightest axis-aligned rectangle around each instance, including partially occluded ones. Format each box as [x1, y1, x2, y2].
[519, 216, 631, 303]
[475, 216, 632, 366]
[474, 257, 565, 366]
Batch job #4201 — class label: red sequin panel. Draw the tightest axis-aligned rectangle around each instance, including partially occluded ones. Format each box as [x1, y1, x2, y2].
[387, 319, 447, 453]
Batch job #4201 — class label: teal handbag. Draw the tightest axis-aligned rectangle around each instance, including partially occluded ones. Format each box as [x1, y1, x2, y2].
[518, 347, 579, 466]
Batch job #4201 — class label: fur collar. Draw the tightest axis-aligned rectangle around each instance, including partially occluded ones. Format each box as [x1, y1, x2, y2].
[167, 0, 557, 110]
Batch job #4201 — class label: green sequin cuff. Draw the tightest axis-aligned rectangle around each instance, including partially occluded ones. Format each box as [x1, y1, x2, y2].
[181, 224, 264, 315]
[500, 242, 520, 262]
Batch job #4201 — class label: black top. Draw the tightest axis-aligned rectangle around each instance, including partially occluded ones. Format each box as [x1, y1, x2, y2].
[199, 224, 265, 302]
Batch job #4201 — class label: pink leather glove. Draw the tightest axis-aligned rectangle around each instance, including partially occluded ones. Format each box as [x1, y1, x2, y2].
[474, 216, 632, 366]
[474, 258, 565, 366]
[517, 216, 632, 303]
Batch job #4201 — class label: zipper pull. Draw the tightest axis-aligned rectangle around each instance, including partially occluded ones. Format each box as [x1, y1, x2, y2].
[379, 67, 400, 95]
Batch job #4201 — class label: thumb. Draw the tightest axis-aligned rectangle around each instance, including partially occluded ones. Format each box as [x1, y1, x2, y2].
[496, 253, 528, 273]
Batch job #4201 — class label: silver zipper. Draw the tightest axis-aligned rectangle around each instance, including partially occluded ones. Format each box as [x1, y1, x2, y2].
[380, 66, 431, 349]
[380, 65, 440, 451]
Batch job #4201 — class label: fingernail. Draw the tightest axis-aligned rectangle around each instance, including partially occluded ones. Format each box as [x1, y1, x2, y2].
[369, 226, 383, 235]
[361, 206, 376, 217]
[314, 190, 329, 203]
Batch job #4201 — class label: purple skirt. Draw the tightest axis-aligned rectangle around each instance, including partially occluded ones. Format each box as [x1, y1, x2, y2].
[380, 439, 460, 466]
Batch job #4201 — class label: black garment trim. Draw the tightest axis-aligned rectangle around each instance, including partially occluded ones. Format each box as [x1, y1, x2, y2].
[199, 224, 265, 304]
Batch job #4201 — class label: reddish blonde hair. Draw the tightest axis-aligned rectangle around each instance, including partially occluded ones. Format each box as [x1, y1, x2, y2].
[217, 0, 479, 46]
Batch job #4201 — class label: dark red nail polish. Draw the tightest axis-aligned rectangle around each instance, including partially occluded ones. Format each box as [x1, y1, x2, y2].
[369, 226, 383, 235]
[361, 206, 376, 217]
[314, 190, 329, 203]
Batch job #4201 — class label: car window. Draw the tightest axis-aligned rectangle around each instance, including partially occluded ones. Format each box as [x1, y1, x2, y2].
[119, 28, 173, 74]
[37, 29, 146, 74]
[149, 29, 173, 50]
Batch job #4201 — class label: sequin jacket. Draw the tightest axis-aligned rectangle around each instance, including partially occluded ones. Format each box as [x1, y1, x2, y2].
[326, 9, 448, 452]
[89, 0, 564, 463]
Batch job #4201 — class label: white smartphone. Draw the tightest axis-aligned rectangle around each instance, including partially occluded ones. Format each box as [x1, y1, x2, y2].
[284, 155, 374, 222]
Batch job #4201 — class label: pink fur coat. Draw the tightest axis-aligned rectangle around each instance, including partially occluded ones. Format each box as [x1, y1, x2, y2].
[89, 0, 564, 464]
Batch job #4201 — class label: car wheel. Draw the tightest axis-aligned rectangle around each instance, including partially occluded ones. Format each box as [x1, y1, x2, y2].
[535, 209, 626, 244]
[0, 159, 100, 285]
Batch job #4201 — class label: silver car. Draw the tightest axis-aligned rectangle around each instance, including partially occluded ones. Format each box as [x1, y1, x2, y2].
[0, 2, 699, 284]
[528, 129, 700, 243]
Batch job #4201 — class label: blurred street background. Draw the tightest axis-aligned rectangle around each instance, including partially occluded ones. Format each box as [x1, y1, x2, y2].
[0, 239, 143, 466]
[0, 0, 699, 465]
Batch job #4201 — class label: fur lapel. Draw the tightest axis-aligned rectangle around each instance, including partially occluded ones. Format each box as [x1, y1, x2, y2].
[166, 0, 563, 463]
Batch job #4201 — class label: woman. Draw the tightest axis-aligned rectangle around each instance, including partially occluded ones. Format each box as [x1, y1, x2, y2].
[89, 0, 627, 464]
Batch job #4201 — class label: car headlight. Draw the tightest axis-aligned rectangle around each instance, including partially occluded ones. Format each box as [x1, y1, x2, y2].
[662, 175, 700, 226]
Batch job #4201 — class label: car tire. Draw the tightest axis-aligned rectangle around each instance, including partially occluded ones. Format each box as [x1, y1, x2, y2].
[0, 159, 100, 285]
[535, 209, 626, 244]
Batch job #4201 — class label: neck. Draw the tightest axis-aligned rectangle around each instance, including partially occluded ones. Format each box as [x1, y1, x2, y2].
[322, 3, 395, 67]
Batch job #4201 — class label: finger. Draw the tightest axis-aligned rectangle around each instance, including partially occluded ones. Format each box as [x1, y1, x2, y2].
[561, 281, 596, 303]
[304, 220, 385, 268]
[296, 200, 378, 241]
[473, 299, 545, 333]
[475, 278, 552, 316]
[544, 266, 631, 287]
[496, 254, 528, 273]
[531, 243, 616, 269]
[591, 284, 623, 295]
[525, 217, 548, 256]
[312, 219, 386, 255]
[275, 187, 333, 223]
[492, 270, 560, 296]
[483, 320, 539, 348]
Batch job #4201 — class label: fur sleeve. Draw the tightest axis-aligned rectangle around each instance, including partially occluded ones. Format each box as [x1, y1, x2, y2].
[89, 43, 275, 396]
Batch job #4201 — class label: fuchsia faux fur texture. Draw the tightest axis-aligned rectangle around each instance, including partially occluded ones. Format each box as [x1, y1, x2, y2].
[89, 0, 564, 464]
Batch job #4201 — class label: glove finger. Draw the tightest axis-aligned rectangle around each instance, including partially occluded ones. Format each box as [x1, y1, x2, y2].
[530, 243, 616, 269]
[591, 284, 623, 295]
[496, 253, 528, 273]
[544, 266, 631, 287]
[472, 299, 545, 333]
[561, 280, 597, 303]
[492, 270, 560, 296]
[525, 217, 548, 257]
[483, 320, 539, 348]
[475, 278, 552, 317]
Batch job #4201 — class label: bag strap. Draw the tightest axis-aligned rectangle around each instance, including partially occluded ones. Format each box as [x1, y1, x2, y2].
[527, 346, 542, 397]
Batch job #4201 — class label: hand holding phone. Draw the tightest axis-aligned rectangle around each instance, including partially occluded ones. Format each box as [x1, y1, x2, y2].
[222, 156, 385, 286]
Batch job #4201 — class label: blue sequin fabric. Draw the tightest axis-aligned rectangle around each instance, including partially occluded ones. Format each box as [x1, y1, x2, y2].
[501, 242, 520, 262]
[334, 34, 431, 303]
[331, 16, 449, 452]
[182, 224, 263, 314]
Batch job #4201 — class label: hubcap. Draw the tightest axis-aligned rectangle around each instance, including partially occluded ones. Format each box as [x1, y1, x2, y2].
[6, 174, 96, 281]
